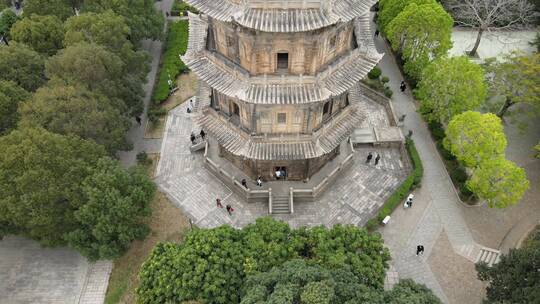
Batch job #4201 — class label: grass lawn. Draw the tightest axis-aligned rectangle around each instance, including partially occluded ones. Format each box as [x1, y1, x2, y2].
[104, 157, 190, 304]
[144, 72, 198, 139]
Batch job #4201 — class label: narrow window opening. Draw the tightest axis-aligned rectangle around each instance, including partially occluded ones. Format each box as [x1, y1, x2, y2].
[277, 113, 287, 124]
[277, 53, 288, 71]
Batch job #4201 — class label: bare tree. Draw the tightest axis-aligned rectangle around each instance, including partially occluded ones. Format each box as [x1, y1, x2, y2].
[444, 0, 538, 56]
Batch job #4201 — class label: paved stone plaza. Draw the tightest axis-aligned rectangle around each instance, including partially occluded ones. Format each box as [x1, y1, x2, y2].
[155, 97, 409, 229]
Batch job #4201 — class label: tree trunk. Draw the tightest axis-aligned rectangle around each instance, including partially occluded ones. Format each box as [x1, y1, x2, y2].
[469, 27, 484, 57]
[497, 97, 514, 118]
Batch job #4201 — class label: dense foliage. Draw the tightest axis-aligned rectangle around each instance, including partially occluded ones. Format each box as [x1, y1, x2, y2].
[0, 42, 46, 91]
[0, 128, 106, 245]
[467, 157, 529, 208]
[82, 0, 164, 43]
[444, 111, 506, 168]
[137, 218, 396, 304]
[386, 2, 453, 81]
[153, 20, 189, 104]
[476, 229, 540, 303]
[417, 56, 487, 124]
[10, 14, 65, 55]
[0, 8, 18, 43]
[18, 84, 131, 153]
[64, 158, 155, 260]
[378, 0, 436, 34]
[23, 0, 74, 21]
[0, 80, 30, 135]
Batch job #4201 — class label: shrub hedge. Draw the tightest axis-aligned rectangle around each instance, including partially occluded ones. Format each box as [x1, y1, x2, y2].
[366, 138, 423, 230]
[368, 66, 382, 79]
[171, 0, 198, 16]
[152, 20, 189, 104]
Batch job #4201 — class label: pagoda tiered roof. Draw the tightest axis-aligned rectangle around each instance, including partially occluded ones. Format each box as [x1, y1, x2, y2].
[181, 13, 383, 105]
[184, 0, 377, 32]
[194, 82, 369, 160]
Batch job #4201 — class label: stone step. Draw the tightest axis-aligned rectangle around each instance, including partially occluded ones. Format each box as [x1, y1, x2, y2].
[475, 247, 501, 267]
[271, 196, 291, 214]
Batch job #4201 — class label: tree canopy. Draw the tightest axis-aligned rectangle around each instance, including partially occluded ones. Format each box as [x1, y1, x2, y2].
[137, 218, 392, 304]
[82, 0, 164, 43]
[64, 158, 155, 260]
[467, 157, 529, 208]
[387, 3, 453, 81]
[45, 42, 144, 115]
[417, 56, 487, 124]
[378, 0, 436, 35]
[0, 80, 30, 135]
[23, 0, 74, 21]
[63, 11, 149, 76]
[18, 84, 130, 153]
[444, 111, 507, 168]
[484, 52, 540, 123]
[0, 128, 106, 245]
[384, 279, 442, 304]
[10, 14, 65, 56]
[0, 42, 46, 91]
[476, 229, 540, 303]
[0, 8, 18, 44]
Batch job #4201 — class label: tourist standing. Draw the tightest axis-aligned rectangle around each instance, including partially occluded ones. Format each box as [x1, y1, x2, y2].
[416, 245, 424, 256]
[374, 154, 381, 165]
[241, 179, 248, 189]
[216, 198, 223, 208]
[256, 176, 263, 187]
[400, 81, 406, 92]
[226, 204, 234, 215]
[366, 152, 373, 163]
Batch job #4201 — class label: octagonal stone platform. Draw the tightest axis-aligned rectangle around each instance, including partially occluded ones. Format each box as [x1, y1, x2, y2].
[155, 96, 409, 229]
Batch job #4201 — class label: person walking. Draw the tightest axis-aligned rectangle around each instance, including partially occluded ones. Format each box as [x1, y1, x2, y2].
[400, 81, 406, 92]
[374, 29, 379, 37]
[226, 204, 234, 215]
[374, 154, 381, 165]
[416, 245, 424, 256]
[366, 152, 373, 164]
[241, 179, 248, 189]
[190, 133, 196, 144]
[216, 198, 223, 208]
[256, 176, 263, 187]
[135, 116, 142, 125]
[200, 129, 206, 139]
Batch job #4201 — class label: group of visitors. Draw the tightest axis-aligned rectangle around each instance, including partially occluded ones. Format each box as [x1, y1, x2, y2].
[190, 129, 206, 145]
[275, 167, 287, 180]
[240, 176, 264, 189]
[365, 152, 381, 165]
[216, 198, 234, 215]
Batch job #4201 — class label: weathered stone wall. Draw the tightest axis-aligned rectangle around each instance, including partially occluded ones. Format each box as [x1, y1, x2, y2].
[209, 20, 355, 75]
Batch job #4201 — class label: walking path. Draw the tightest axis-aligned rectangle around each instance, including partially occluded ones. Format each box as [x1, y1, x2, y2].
[371, 15, 494, 304]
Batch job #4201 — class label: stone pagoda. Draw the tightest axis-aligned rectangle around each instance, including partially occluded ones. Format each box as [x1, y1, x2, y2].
[182, 0, 383, 181]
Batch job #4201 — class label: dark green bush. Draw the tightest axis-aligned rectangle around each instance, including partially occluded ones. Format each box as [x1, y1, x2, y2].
[406, 138, 423, 187]
[171, 0, 198, 16]
[450, 166, 468, 184]
[381, 76, 390, 83]
[367, 66, 382, 79]
[148, 107, 167, 123]
[383, 87, 393, 98]
[428, 121, 445, 141]
[152, 20, 189, 104]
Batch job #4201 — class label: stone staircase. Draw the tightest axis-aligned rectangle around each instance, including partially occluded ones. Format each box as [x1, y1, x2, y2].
[476, 247, 501, 267]
[459, 243, 500, 267]
[271, 194, 291, 214]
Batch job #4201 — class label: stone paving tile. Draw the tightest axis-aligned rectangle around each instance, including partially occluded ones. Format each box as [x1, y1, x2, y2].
[78, 261, 113, 304]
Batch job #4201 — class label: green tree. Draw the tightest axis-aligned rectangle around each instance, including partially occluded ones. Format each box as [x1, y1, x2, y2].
[0, 8, 18, 44]
[0, 42, 46, 91]
[0, 128, 106, 245]
[64, 158, 155, 260]
[535, 142, 540, 158]
[82, 0, 164, 43]
[378, 0, 436, 34]
[484, 52, 540, 121]
[0, 80, 30, 134]
[45, 42, 144, 114]
[444, 111, 507, 168]
[23, 0, 73, 20]
[417, 56, 487, 124]
[384, 279, 442, 304]
[302, 224, 390, 289]
[18, 84, 131, 153]
[476, 229, 540, 303]
[467, 158, 529, 208]
[10, 14, 65, 56]
[137, 226, 245, 304]
[387, 3, 453, 81]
